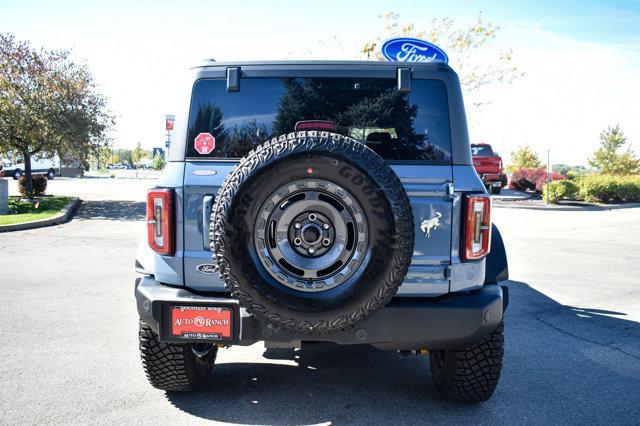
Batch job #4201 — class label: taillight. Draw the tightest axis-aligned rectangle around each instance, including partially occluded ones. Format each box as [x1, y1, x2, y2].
[463, 194, 491, 260]
[147, 188, 175, 255]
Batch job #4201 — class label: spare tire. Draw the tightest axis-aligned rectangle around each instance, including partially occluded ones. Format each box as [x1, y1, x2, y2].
[211, 131, 413, 334]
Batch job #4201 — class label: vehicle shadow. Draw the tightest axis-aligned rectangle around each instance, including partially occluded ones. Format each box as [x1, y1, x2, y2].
[74, 200, 145, 221]
[166, 280, 640, 424]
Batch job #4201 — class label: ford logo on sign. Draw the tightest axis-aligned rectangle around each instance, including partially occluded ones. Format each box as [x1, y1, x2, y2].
[381, 38, 448, 64]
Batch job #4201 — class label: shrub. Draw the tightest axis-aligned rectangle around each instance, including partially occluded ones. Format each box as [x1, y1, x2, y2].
[566, 169, 588, 180]
[535, 171, 566, 191]
[152, 154, 166, 171]
[509, 168, 565, 192]
[543, 179, 579, 203]
[509, 168, 541, 191]
[18, 174, 48, 197]
[577, 174, 640, 203]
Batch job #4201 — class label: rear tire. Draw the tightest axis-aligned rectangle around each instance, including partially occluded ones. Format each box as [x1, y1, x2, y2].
[46, 169, 55, 180]
[138, 319, 217, 391]
[429, 321, 504, 403]
[13, 169, 22, 180]
[490, 186, 501, 195]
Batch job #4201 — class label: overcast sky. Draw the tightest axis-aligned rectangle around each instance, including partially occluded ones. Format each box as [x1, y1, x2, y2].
[1, 0, 639, 165]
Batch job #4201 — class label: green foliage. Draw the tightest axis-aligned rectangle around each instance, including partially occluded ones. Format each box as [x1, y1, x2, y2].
[543, 179, 579, 204]
[553, 164, 588, 177]
[0, 195, 71, 225]
[506, 146, 543, 174]
[0, 33, 113, 195]
[566, 169, 588, 180]
[131, 142, 145, 165]
[360, 12, 522, 105]
[17, 175, 47, 197]
[152, 154, 166, 171]
[577, 174, 640, 203]
[588, 125, 640, 175]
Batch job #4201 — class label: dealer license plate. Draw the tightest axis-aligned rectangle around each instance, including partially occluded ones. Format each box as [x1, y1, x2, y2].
[171, 306, 232, 340]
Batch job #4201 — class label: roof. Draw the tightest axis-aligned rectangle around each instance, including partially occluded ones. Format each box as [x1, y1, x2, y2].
[193, 60, 452, 71]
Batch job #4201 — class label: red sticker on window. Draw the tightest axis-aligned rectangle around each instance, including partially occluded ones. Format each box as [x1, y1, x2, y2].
[194, 132, 215, 155]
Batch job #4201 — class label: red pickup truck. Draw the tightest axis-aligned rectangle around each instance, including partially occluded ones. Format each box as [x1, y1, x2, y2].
[471, 143, 507, 194]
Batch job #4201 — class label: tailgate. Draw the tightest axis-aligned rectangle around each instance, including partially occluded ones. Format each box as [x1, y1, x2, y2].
[183, 162, 452, 296]
[393, 165, 452, 297]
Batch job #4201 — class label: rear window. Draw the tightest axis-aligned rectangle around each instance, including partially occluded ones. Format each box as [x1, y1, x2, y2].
[186, 77, 451, 162]
[471, 145, 494, 156]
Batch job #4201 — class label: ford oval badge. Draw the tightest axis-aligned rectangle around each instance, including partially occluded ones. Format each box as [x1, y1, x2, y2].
[192, 169, 217, 176]
[196, 264, 218, 274]
[381, 38, 448, 64]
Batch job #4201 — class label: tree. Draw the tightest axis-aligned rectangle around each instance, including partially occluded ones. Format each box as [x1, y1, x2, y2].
[114, 148, 133, 165]
[360, 12, 522, 107]
[152, 154, 166, 171]
[507, 145, 543, 174]
[131, 142, 145, 166]
[271, 77, 446, 161]
[588, 125, 640, 175]
[0, 33, 113, 196]
[552, 164, 588, 176]
[130, 142, 146, 178]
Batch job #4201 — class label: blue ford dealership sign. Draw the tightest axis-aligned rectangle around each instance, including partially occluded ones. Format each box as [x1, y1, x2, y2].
[381, 37, 448, 64]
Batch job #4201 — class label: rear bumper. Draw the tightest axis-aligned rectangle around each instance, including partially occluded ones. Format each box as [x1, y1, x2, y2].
[135, 275, 506, 350]
[479, 173, 505, 185]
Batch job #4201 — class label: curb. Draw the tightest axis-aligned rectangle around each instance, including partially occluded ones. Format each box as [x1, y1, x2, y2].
[493, 202, 640, 211]
[0, 198, 82, 232]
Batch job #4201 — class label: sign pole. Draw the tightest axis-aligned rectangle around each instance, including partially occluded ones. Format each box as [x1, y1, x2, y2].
[165, 115, 175, 151]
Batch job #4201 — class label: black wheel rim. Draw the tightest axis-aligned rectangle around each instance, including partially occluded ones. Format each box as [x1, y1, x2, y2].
[254, 179, 369, 292]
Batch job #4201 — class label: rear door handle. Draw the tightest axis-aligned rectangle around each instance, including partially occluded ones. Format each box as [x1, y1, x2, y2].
[202, 195, 214, 250]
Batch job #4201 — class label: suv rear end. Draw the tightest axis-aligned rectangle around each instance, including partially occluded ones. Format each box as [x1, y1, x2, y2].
[135, 61, 508, 402]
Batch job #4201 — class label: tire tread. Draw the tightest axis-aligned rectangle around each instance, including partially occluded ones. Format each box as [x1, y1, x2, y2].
[430, 322, 504, 403]
[138, 320, 216, 391]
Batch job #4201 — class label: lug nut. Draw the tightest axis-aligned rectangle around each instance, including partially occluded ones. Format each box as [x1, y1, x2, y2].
[322, 238, 331, 246]
[294, 222, 302, 229]
[308, 213, 317, 222]
[293, 237, 302, 246]
[308, 247, 316, 254]
[322, 222, 330, 230]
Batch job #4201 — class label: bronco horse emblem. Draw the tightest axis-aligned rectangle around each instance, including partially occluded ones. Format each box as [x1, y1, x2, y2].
[420, 212, 442, 238]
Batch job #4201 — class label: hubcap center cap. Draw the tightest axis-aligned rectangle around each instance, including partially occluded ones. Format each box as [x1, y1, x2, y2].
[289, 211, 335, 257]
[302, 224, 321, 244]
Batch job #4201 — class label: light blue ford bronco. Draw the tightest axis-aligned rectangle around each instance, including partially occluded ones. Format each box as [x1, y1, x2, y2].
[135, 61, 509, 402]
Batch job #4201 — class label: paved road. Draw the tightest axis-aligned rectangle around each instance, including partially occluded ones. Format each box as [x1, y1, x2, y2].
[6, 176, 152, 201]
[1, 181, 639, 424]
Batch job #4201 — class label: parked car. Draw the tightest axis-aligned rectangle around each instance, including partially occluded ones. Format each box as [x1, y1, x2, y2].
[135, 61, 509, 403]
[471, 143, 507, 194]
[0, 157, 58, 180]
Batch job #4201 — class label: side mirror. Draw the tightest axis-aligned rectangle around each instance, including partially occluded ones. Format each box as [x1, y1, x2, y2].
[494, 152, 500, 157]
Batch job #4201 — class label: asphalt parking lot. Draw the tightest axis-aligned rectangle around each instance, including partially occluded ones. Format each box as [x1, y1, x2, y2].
[1, 178, 639, 424]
